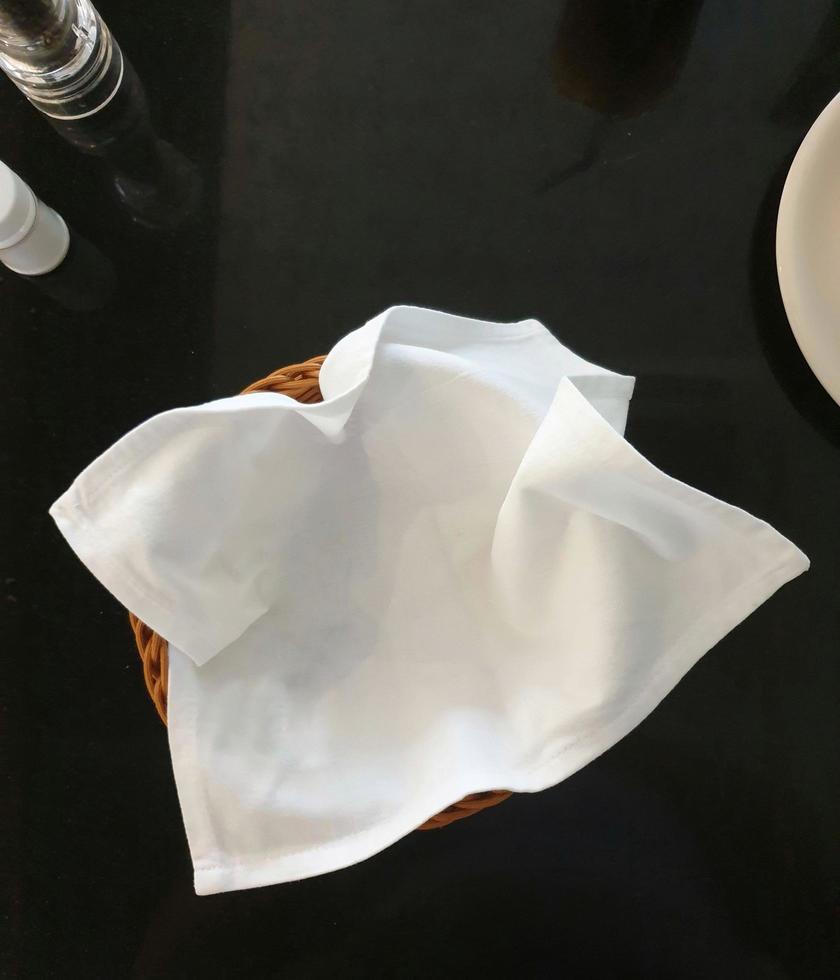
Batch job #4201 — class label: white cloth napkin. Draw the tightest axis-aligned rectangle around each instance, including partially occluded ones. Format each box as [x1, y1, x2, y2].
[50, 306, 808, 895]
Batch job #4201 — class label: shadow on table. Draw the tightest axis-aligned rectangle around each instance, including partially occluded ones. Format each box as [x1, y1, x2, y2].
[130, 760, 826, 979]
[543, 0, 704, 190]
[553, 0, 705, 118]
[771, 5, 840, 128]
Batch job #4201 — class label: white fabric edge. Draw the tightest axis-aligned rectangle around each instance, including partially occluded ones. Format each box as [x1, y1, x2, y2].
[319, 304, 634, 406]
[50, 501, 222, 665]
[187, 544, 807, 895]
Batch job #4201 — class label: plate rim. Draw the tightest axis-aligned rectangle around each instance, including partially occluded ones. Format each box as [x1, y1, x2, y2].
[776, 89, 840, 409]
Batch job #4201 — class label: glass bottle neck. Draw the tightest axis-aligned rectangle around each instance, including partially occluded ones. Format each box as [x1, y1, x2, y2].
[0, 0, 122, 119]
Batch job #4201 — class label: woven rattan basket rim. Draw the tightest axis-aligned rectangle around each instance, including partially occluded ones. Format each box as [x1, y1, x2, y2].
[129, 355, 511, 831]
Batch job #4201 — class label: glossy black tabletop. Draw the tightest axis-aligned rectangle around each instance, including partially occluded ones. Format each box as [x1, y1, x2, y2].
[4, 2, 840, 977]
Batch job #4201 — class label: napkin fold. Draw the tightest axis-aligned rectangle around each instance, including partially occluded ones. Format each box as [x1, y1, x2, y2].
[51, 306, 808, 895]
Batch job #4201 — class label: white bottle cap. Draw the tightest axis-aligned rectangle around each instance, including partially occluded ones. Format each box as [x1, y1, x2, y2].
[0, 160, 70, 276]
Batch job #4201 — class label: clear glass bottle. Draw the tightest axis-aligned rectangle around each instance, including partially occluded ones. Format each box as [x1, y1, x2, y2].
[0, 0, 122, 120]
[0, 0, 200, 229]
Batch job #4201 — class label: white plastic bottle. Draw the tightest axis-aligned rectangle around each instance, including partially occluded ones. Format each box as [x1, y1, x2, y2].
[0, 159, 114, 309]
[0, 159, 69, 276]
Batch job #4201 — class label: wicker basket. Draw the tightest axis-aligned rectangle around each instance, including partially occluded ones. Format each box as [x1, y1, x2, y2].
[129, 356, 512, 831]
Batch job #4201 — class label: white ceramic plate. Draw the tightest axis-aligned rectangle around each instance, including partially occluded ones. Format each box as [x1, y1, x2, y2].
[777, 91, 840, 408]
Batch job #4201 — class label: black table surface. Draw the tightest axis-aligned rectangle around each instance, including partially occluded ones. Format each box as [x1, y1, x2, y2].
[3, 2, 840, 977]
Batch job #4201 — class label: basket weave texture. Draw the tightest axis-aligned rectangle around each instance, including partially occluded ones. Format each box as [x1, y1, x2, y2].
[128, 356, 512, 831]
